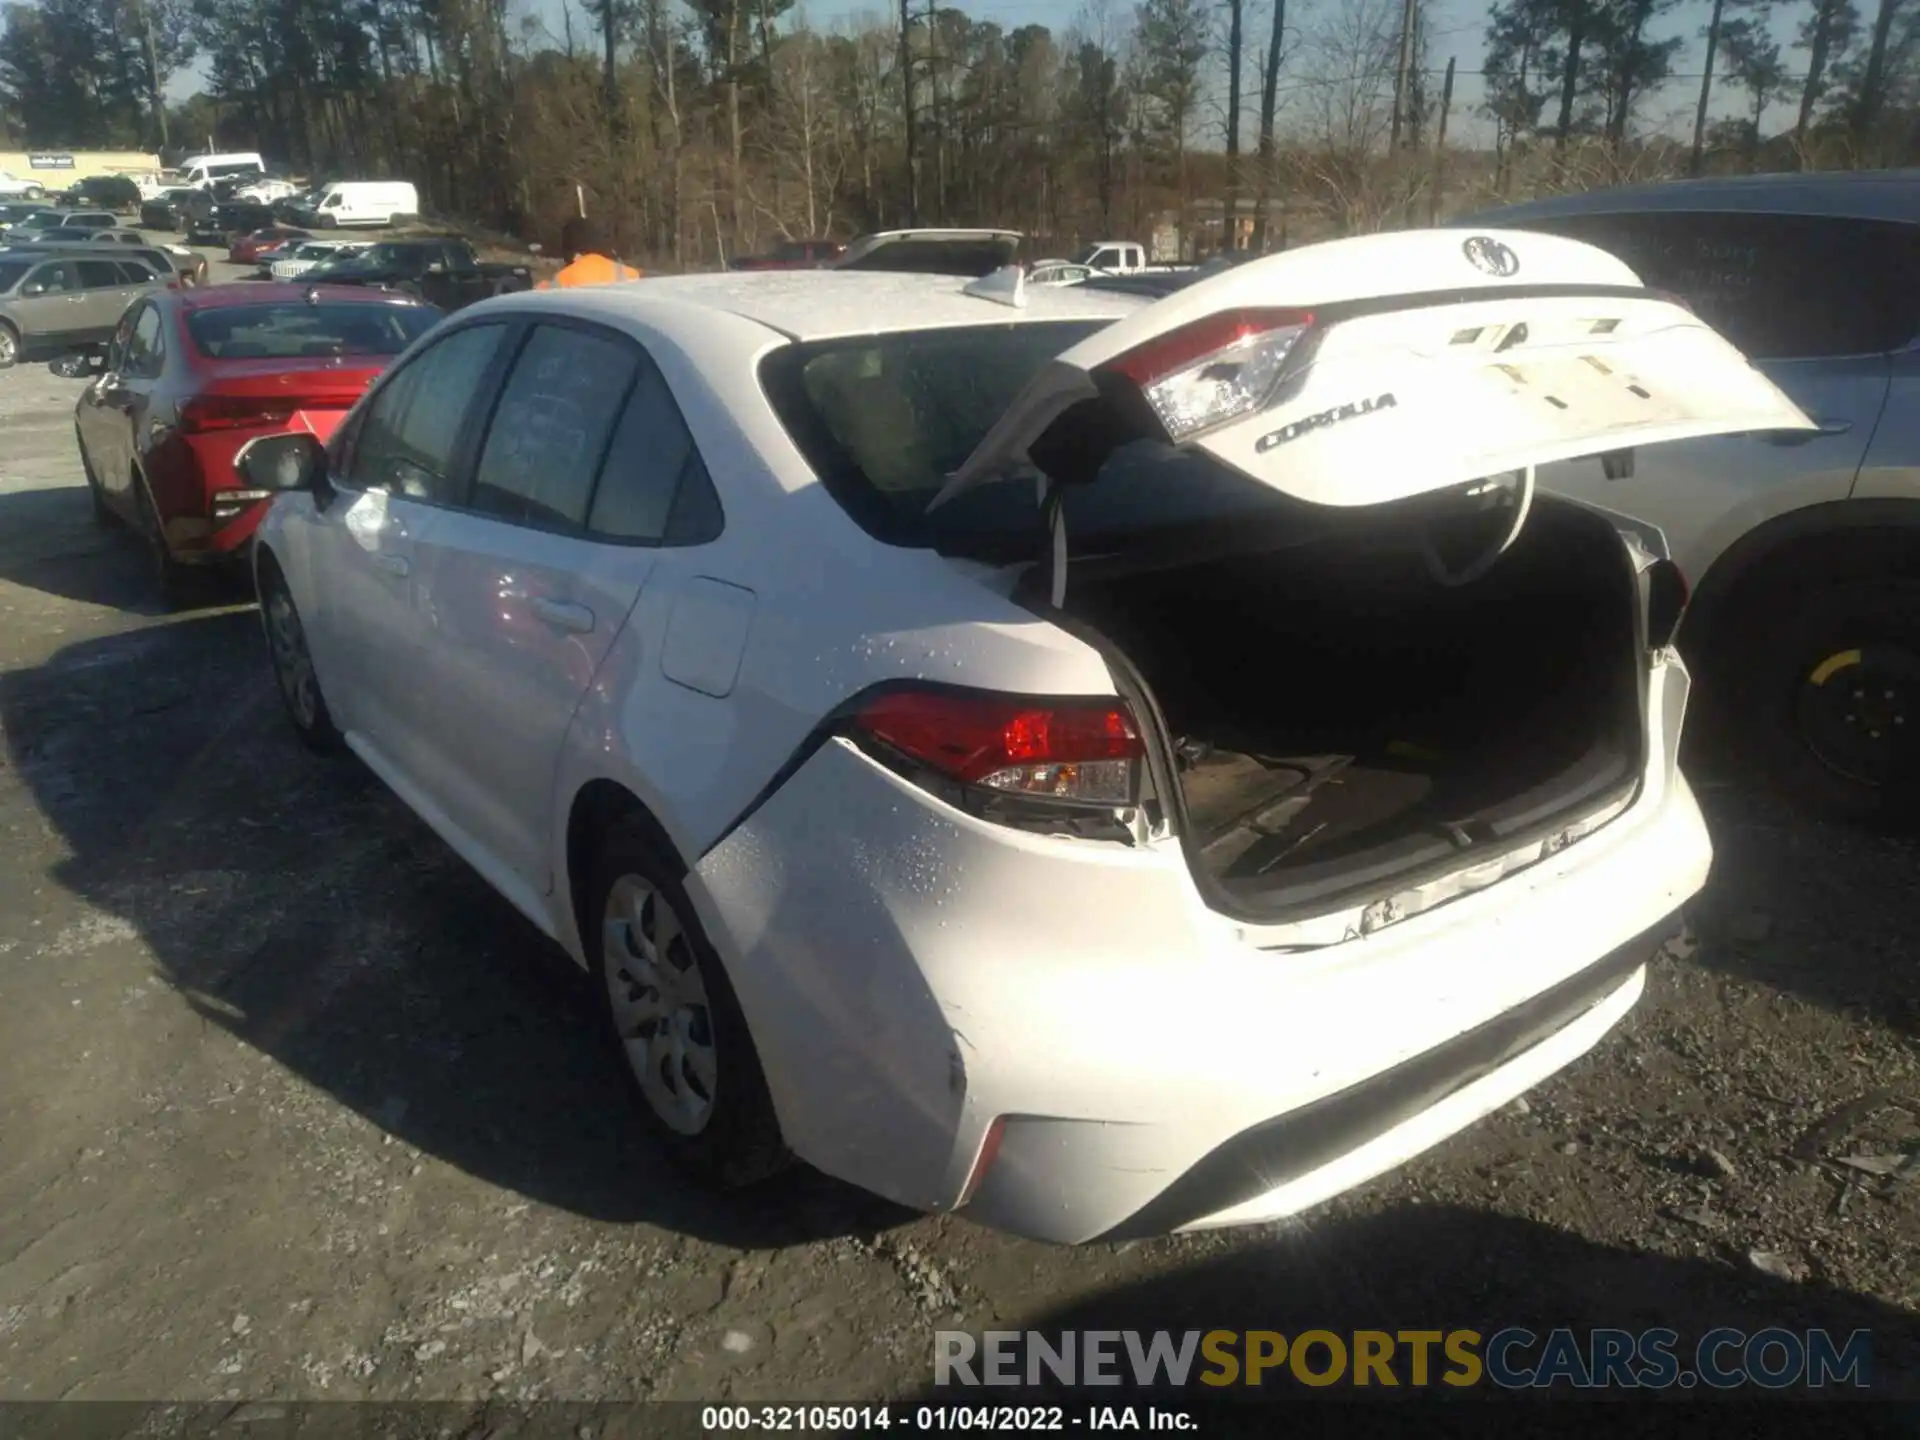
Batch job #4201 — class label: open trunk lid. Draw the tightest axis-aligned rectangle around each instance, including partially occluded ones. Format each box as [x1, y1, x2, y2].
[937, 228, 1814, 511]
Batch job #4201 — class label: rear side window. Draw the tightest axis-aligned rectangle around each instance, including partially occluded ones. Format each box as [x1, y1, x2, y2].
[184, 302, 437, 359]
[75, 259, 124, 289]
[1513, 211, 1920, 360]
[111, 260, 154, 284]
[470, 324, 639, 530]
[589, 365, 723, 544]
[344, 322, 507, 503]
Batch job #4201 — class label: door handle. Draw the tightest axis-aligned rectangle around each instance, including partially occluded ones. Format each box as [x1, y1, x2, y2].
[1761, 418, 1852, 446]
[373, 553, 411, 577]
[531, 597, 595, 634]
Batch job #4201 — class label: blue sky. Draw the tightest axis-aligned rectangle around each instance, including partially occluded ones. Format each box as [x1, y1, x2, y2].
[160, 0, 1808, 150]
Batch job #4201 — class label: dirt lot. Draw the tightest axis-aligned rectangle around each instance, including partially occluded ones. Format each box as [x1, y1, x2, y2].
[1, 260, 1917, 1409]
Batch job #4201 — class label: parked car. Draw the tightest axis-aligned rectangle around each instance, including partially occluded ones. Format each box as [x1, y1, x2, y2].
[73, 229, 209, 286]
[303, 236, 531, 311]
[272, 187, 330, 226]
[176, 152, 266, 191]
[8, 236, 191, 291]
[1028, 260, 1095, 286]
[63, 283, 440, 598]
[0, 252, 169, 367]
[290, 180, 421, 229]
[269, 240, 366, 280]
[4, 210, 118, 239]
[235, 232, 1810, 1242]
[140, 188, 210, 231]
[0, 169, 50, 200]
[831, 227, 1022, 276]
[1460, 171, 1920, 823]
[728, 238, 844, 271]
[0, 200, 52, 234]
[234, 176, 301, 204]
[229, 226, 311, 264]
[67, 175, 142, 213]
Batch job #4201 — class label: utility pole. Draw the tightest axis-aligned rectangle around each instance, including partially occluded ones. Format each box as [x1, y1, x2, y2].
[899, 0, 917, 225]
[138, 0, 170, 150]
[1389, 0, 1417, 150]
[1428, 56, 1455, 226]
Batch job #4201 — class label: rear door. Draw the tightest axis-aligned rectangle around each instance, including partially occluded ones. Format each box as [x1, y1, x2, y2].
[72, 257, 137, 339]
[1501, 209, 1905, 583]
[403, 319, 691, 896]
[945, 227, 1814, 510]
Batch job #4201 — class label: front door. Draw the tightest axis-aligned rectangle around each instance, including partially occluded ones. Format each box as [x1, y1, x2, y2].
[303, 320, 513, 775]
[405, 320, 685, 895]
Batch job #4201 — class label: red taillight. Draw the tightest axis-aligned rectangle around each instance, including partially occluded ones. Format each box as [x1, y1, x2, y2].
[179, 394, 298, 433]
[1106, 308, 1314, 387]
[853, 689, 1145, 803]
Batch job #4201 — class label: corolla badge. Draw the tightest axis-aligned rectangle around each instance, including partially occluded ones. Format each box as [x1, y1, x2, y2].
[1462, 235, 1520, 278]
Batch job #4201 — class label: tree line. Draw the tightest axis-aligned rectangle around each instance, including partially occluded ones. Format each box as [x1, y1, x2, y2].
[2, 0, 1917, 266]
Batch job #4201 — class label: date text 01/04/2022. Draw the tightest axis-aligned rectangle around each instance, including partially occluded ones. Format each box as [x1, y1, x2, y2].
[699, 1405, 1200, 1432]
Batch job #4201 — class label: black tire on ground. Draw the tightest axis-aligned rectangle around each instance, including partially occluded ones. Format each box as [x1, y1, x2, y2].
[1721, 579, 1920, 828]
[586, 822, 790, 1189]
[132, 470, 198, 608]
[257, 557, 345, 754]
[0, 320, 17, 369]
[77, 427, 112, 527]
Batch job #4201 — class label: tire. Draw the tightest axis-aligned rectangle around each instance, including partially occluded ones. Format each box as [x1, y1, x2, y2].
[258, 560, 344, 753]
[24, 185, 42, 200]
[320, 214, 339, 230]
[587, 823, 789, 1188]
[132, 470, 198, 608]
[77, 427, 112, 527]
[1723, 579, 1920, 827]
[0, 320, 17, 369]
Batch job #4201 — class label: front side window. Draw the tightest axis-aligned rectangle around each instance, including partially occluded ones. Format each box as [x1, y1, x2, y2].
[470, 324, 639, 531]
[1511, 210, 1920, 360]
[22, 261, 74, 295]
[343, 322, 506, 503]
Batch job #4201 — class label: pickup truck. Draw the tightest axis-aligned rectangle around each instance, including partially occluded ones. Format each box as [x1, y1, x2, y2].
[301, 236, 533, 312]
[1070, 240, 1192, 276]
[0, 170, 49, 201]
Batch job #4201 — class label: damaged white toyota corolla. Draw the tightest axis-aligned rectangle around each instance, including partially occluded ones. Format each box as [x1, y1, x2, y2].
[242, 228, 1811, 1244]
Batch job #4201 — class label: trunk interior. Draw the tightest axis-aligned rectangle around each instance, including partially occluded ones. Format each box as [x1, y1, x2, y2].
[1047, 493, 1647, 918]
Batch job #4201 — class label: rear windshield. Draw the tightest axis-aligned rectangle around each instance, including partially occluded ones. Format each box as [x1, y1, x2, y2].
[840, 238, 1018, 277]
[759, 320, 1302, 560]
[0, 259, 30, 294]
[185, 302, 438, 359]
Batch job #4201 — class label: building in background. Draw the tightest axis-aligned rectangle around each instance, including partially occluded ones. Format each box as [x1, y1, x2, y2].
[0, 150, 164, 185]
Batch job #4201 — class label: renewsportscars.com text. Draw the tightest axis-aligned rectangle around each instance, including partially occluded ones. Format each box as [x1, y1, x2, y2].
[934, 1327, 1874, 1390]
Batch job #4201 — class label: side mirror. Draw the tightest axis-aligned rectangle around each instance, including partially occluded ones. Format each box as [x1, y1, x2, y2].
[17, 282, 41, 297]
[425, 261, 446, 274]
[234, 431, 327, 493]
[528, 242, 544, 255]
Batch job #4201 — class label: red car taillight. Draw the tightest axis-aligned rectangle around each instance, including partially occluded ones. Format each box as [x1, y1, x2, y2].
[1100, 308, 1316, 442]
[179, 394, 298, 433]
[851, 687, 1145, 807]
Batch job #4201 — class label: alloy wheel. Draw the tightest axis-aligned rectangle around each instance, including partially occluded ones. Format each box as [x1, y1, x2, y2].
[602, 874, 718, 1136]
[0, 326, 16, 366]
[265, 586, 320, 729]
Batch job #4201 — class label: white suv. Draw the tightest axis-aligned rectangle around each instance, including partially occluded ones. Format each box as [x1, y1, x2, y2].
[237, 231, 1807, 1243]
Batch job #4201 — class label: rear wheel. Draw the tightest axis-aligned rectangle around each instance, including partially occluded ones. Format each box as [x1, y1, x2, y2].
[132, 471, 196, 607]
[259, 561, 343, 753]
[1726, 580, 1920, 826]
[587, 824, 788, 1188]
[76, 427, 111, 527]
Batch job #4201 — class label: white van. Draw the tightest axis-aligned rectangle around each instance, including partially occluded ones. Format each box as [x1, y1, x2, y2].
[178, 152, 266, 189]
[304, 181, 419, 229]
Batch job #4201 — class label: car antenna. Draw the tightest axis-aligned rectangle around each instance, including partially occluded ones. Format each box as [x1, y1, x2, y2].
[961, 264, 1027, 310]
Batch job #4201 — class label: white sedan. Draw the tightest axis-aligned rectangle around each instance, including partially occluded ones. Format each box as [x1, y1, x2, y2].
[239, 231, 1810, 1243]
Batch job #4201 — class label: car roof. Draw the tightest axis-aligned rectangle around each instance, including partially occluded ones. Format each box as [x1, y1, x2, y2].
[172, 282, 434, 311]
[1465, 168, 1920, 225]
[531, 269, 1145, 342]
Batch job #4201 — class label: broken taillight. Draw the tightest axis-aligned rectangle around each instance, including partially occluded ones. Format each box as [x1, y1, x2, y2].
[852, 687, 1145, 806]
[1101, 308, 1314, 442]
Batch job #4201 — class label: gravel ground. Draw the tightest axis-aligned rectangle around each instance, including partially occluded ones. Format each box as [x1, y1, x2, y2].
[1, 254, 1917, 1408]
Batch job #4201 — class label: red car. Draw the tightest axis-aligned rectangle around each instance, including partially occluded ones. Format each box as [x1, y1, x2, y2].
[228, 226, 311, 265]
[72, 283, 440, 601]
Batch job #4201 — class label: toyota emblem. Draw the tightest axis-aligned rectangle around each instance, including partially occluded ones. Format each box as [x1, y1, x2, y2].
[1462, 235, 1520, 277]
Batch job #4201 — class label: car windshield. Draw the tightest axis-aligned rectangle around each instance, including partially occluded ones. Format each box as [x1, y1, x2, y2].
[0, 259, 31, 293]
[1070, 245, 1107, 265]
[184, 302, 438, 359]
[311, 244, 409, 274]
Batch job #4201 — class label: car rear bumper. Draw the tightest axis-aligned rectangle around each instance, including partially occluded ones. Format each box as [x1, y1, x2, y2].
[686, 661, 1708, 1243]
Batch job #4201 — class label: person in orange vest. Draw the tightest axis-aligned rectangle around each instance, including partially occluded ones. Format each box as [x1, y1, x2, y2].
[537, 217, 642, 288]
